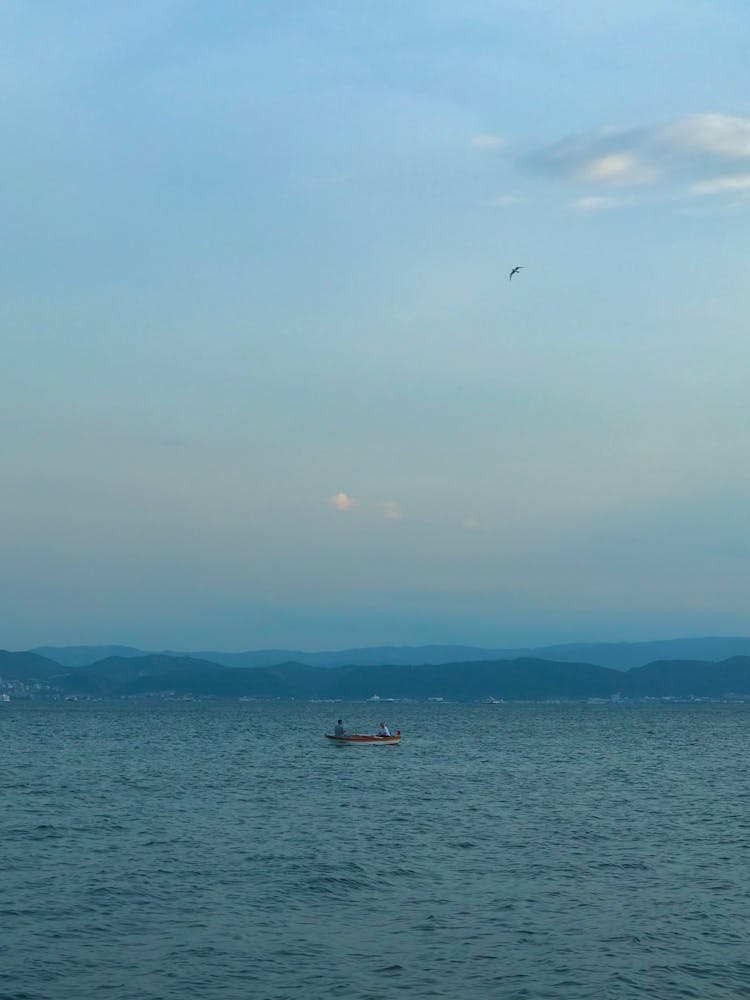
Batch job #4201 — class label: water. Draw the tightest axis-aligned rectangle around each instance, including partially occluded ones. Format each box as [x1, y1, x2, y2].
[2, 700, 749, 1000]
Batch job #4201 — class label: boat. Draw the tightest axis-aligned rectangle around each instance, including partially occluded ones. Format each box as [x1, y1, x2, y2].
[325, 731, 401, 745]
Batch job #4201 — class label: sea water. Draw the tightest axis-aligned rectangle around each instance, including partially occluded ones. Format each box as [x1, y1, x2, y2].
[2, 700, 748, 999]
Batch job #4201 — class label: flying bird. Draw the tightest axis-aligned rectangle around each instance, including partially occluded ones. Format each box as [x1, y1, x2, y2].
[509, 266, 524, 281]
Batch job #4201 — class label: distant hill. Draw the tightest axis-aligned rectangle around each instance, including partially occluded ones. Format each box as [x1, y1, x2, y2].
[29, 636, 750, 671]
[525, 637, 750, 671]
[623, 656, 750, 699]
[31, 645, 146, 667]
[4, 650, 750, 701]
[0, 650, 65, 681]
[165, 637, 750, 670]
[50, 655, 230, 697]
[324, 658, 619, 701]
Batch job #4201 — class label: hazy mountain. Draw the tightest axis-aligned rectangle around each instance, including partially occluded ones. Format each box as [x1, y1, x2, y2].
[322, 655, 747, 701]
[29, 636, 750, 671]
[188, 645, 516, 669]
[176, 642, 694, 670]
[623, 656, 750, 699]
[31, 645, 146, 667]
[57, 660, 304, 699]
[90, 654, 228, 678]
[530, 637, 750, 671]
[6, 651, 749, 701]
[0, 650, 64, 681]
[53, 655, 230, 697]
[328, 658, 618, 701]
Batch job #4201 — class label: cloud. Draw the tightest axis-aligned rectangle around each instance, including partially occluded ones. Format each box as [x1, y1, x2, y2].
[381, 500, 403, 521]
[662, 114, 750, 159]
[487, 194, 522, 208]
[529, 114, 750, 197]
[577, 152, 656, 185]
[690, 172, 750, 196]
[570, 195, 618, 212]
[330, 492, 358, 512]
[330, 494, 403, 518]
[471, 133, 506, 151]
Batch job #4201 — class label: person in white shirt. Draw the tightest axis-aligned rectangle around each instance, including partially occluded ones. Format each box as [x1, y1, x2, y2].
[377, 720, 390, 737]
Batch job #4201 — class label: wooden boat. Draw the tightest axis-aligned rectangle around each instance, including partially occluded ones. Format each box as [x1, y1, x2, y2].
[325, 731, 401, 745]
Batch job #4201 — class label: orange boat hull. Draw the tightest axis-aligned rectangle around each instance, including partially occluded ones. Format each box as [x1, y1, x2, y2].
[325, 733, 401, 745]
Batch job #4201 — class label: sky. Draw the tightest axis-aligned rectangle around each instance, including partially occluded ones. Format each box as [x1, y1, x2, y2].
[2, 1, 750, 651]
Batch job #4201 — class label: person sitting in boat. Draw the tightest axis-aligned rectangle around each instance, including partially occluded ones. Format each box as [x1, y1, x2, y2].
[334, 719, 346, 737]
[377, 721, 391, 737]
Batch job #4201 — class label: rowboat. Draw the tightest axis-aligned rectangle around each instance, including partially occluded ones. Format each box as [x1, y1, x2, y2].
[325, 732, 401, 745]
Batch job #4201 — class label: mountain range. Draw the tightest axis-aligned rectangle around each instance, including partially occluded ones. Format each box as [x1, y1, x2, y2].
[2, 648, 749, 701]
[28, 635, 750, 671]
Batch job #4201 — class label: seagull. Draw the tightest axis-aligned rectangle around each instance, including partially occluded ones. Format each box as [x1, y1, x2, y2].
[509, 266, 524, 281]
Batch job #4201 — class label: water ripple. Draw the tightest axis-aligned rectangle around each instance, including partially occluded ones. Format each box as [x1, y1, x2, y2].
[2, 700, 749, 999]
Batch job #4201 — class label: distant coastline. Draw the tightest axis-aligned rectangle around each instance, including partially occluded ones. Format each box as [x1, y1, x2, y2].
[26, 635, 750, 671]
[2, 642, 750, 702]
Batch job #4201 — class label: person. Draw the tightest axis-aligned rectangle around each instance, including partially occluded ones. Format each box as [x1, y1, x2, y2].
[334, 719, 345, 737]
[377, 720, 390, 737]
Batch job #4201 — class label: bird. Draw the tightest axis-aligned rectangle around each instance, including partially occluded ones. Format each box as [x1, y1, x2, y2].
[509, 266, 524, 281]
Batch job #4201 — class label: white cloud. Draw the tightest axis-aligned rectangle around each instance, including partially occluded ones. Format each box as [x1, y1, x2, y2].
[530, 113, 750, 197]
[578, 152, 656, 186]
[570, 195, 617, 212]
[690, 172, 750, 196]
[461, 517, 480, 531]
[381, 500, 403, 521]
[330, 491, 358, 512]
[472, 133, 506, 151]
[662, 114, 750, 160]
[487, 194, 522, 208]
